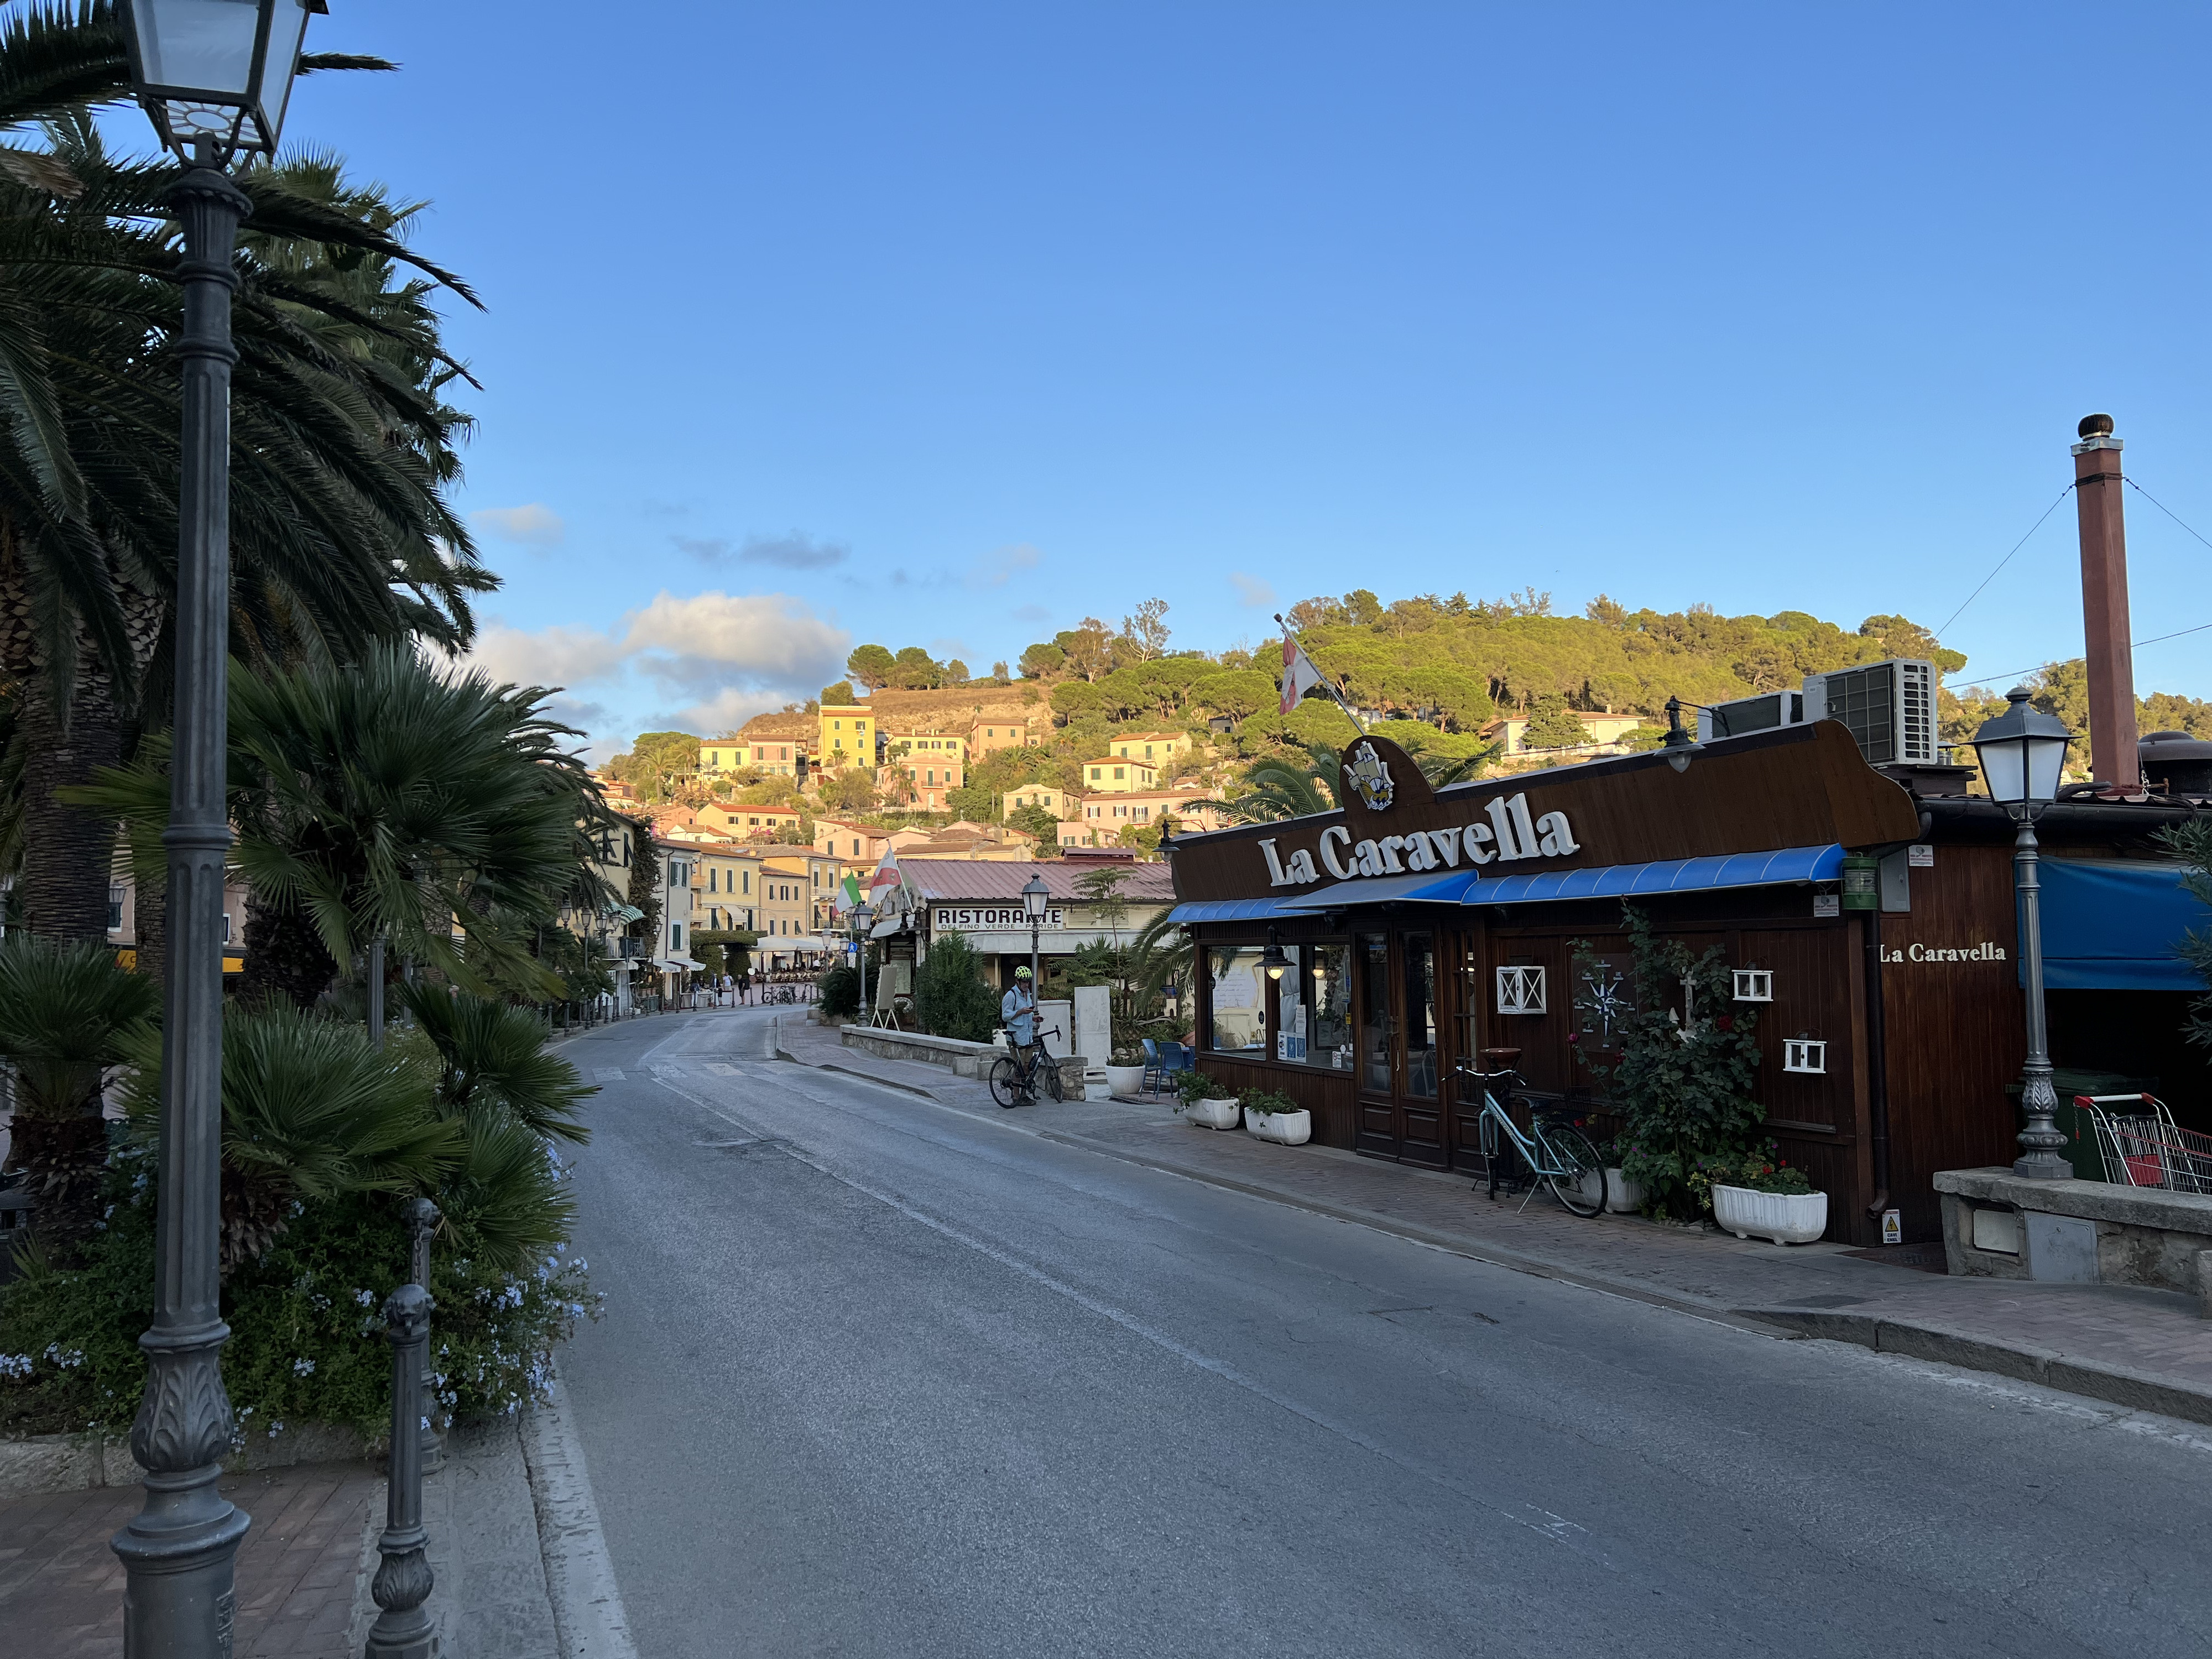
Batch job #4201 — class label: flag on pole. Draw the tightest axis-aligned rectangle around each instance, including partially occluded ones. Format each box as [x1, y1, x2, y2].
[1279, 632, 1325, 716]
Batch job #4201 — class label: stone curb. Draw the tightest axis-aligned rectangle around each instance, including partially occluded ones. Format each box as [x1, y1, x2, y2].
[1740, 1307, 2212, 1425]
[0, 1422, 368, 1500]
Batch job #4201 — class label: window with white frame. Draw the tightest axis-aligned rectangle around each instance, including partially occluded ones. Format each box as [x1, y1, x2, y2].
[1496, 964, 1546, 1015]
[1783, 1037, 1827, 1074]
[1733, 968, 1773, 1003]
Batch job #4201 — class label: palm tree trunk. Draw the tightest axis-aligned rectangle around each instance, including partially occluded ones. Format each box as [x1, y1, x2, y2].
[16, 665, 121, 941]
[235, 886, 336, 1010]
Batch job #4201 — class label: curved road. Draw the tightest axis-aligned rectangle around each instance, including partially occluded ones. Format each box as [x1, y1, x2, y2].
[557, 1007, 2212, 1658]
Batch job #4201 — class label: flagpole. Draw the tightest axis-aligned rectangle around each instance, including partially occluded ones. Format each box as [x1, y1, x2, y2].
[1274, 614, 1367, 741]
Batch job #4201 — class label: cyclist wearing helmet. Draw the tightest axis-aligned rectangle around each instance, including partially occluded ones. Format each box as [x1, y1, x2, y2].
[1000, 966, 1039, 1102]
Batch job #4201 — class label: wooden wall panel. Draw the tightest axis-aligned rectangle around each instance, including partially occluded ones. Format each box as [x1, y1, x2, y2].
[1877, 843, 2025, 1241]
[1193, 1054, 1358, 1149]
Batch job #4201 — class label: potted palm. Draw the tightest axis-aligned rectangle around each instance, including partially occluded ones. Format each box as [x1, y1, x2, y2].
[1240, 1087, 1312, 1147]
[1176, 1068, 1240, 1130]
[1700, 1146, 1828, 1245]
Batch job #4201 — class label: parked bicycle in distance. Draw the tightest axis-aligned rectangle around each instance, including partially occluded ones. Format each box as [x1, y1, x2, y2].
[1452, 1061, 1608, 1217]
[989, 1026, 1065, 1109]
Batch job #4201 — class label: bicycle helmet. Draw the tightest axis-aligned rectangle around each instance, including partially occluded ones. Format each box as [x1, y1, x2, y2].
[1014, 966, 1032, 979]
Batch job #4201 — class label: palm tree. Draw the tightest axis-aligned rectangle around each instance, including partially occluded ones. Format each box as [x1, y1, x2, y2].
[0, 932, 157, 1251]
[0, 4, 490, 941]
[1222, 741, 1341, 823]
[76, 644, 618, 1009]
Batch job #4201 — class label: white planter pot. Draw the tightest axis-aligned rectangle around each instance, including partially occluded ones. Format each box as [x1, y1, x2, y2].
[1711, 1183, 1828, 1245]
[1182, 1097, 1241, 1131]
[1604, 1167, 1646, 1214]
[1244, 1108, 1313, 1147]
[1104, 1064, 1146, 1097]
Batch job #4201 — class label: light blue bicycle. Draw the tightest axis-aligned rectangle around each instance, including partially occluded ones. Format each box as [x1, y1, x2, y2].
[1453, 1062, 1609, 1217]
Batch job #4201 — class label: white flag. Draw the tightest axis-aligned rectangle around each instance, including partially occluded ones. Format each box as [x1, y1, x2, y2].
[1279, 633, 1324, 716]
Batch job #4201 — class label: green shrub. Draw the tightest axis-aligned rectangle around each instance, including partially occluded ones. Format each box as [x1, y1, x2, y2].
[1176, 1070, 1224, 1106]
[1572, 904, 1766, 1218]
[0, 1148, 596, 1443]
[817, 966, 861, 1018]
[1692, 1141, 1815, 1199]
[1238, 1087, 1299, 1118]
[912, 931, 1003, 1044]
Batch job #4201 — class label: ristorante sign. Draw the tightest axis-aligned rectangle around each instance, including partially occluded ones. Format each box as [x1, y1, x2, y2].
[1161, 722, 1924, 907]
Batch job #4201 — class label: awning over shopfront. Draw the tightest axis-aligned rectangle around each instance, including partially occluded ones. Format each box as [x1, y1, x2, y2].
[1460, 843, 1844, 906]
[1165, 897, 1302, 924]
[2033, 859, 2211, 992]
[1276, 870, 1480, 911]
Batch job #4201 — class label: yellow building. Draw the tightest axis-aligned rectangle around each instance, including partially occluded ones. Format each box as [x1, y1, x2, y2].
[761, 851, 841, 943]
[1003, 782, 1067, 820]
[698, 739, 805, 778]
[697, 802, 804, 842]
[1082, 755, 1157, 793]
[817, 705, 874, 770]
[971, 717, 1031, 755]
[1110, 731, 1193, 766]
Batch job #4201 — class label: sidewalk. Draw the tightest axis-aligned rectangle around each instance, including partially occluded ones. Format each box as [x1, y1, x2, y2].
[1, 1409, 591, 1658]
[774, 1014, 2212, 1425]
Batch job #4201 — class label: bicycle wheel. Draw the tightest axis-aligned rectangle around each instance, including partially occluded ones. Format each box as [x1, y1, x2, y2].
[1538, 1122, 1607, 1217]
[989, 1057, 1024, 1109]
[1039, 1055, 1064, 1102]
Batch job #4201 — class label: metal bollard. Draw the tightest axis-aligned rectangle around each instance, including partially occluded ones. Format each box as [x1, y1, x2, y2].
[364, 1282, 436, 1658]
[406, 1198, 444, 1473]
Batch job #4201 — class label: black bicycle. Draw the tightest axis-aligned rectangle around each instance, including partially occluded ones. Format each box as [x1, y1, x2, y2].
[989, 1027, 1065, 1108]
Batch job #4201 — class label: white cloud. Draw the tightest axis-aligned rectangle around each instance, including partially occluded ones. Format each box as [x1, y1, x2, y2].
[966, 542, 1042, 589]
[1230, 572, 1276, 609]
[473, 504, 566, 547]
[622, 591, 849, 697]
[465, 622, 628, 687]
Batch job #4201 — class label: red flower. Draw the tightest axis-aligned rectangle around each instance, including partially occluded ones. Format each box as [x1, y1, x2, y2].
[1716, 1014, 1734, 1032]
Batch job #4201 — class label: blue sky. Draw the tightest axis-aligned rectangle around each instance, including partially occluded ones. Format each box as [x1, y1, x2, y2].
[278, 3, 2212, 755]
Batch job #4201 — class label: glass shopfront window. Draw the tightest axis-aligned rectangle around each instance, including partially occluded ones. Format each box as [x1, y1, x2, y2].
[1205, 946, 1269, 1053]
[1402, 932, 1438, 1099]
[1276, 942, 1353, 1069]
[1359, 933, 1392, 1093]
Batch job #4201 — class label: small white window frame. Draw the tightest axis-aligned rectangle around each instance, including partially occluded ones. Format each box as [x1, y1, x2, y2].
[1733, 968, 1773, 1003]
[1783, 1037, 1827, 1074]
[1496, 964, 1547, 1015]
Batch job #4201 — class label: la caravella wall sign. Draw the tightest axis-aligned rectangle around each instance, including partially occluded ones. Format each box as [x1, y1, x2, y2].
[1257, 736, 1580, 888]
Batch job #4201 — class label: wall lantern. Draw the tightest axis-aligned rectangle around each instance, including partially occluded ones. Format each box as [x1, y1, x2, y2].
[124, 0, 326, 163]
[1260, 926, 1290, 980]
[1839, 854, 1881, 911]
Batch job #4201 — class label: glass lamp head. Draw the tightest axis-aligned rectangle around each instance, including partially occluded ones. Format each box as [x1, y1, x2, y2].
[1022, 872, 1051, 921]
[124, 0, 324, 164]
[1260, 926, 1290, 981]
[1970, 687, 2073, 807]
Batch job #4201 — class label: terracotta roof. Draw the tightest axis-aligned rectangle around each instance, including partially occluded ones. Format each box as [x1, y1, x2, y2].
[899, 857, 1175, 902]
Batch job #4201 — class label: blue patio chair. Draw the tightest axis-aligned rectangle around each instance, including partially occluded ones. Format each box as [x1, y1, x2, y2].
[1161, 1042, 1193, 1086]
[1140, 1038, 1164, 1093]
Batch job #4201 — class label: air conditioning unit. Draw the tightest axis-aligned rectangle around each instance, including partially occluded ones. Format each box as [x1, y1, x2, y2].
[1697, 689, 1807, 743]
[1802, 659, 1937, 765]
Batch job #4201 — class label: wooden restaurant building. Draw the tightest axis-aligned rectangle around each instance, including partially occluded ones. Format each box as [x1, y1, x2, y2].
[1159, 719, 2212, 1246]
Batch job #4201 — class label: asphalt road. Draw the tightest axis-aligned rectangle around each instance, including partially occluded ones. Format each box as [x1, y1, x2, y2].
[558, 1008, 2212, 1659]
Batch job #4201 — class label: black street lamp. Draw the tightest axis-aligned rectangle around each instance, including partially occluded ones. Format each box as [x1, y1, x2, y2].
[1022, 872, 1050, 995]
[1971, 686, 2077, 1180]
[1260, 926, 1290, 982]
[112, 6, 320, 1654]
[851, 901, 875, 1023]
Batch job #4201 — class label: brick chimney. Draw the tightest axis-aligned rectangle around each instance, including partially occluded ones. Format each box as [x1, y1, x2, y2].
[2071, 413, 2140, 789]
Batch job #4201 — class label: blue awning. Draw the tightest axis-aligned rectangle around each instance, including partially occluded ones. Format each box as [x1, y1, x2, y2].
[1275, 870, 1481, 911]
[2032, 860, 2211, 992]
[1462, 844, 1845, 906]
[1165, 898, 1302, 924]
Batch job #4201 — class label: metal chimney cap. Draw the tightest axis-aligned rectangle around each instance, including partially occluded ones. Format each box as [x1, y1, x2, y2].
[2078, 413, 2115, 439]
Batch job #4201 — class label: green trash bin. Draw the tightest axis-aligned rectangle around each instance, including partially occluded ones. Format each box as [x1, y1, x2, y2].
[2006, 1069, 2161, 1185]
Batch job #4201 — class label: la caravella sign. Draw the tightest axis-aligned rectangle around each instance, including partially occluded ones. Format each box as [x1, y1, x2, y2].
[1256, 738, 1580, 888]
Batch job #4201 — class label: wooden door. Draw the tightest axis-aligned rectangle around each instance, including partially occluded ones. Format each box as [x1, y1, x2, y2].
[1396, 930, 1447, 1166]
